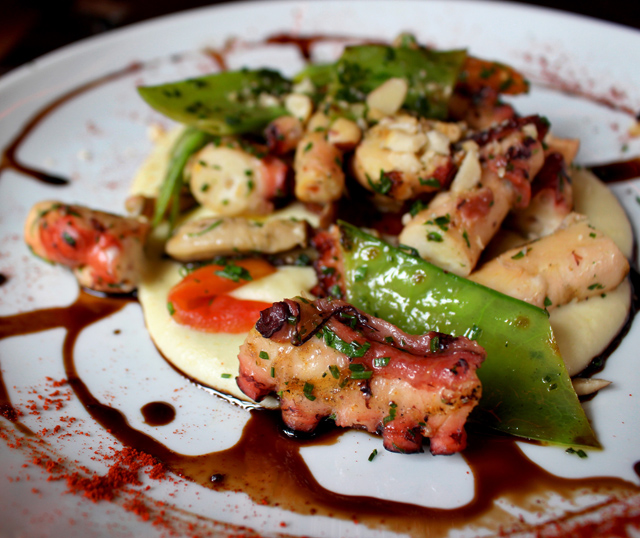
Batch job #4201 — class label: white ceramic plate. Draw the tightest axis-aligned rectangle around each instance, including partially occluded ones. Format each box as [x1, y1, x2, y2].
[1, 1, 640, 537]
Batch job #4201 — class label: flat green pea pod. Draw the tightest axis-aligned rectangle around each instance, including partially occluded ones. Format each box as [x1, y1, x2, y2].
[295, 45, 467, 120]
[293, 62, 335, 96]
[151, 126, 216, 230]
[338, 222, 599, 448]
[138, 69, 291, 135]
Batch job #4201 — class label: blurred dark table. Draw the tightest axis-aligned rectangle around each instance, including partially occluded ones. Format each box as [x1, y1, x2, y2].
[1, 0, 638, 76]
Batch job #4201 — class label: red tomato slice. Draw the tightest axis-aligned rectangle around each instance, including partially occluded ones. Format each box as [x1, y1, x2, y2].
[167, 258, 276, 334]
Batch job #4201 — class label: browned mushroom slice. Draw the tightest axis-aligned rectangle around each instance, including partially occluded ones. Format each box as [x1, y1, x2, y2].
[165, 217, 309, 261]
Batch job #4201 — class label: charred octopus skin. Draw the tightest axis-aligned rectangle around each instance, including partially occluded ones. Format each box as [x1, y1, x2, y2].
[237, 297, 485, 455]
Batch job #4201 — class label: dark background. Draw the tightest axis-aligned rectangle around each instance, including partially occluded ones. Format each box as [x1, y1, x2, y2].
[1, 0, 638, 76]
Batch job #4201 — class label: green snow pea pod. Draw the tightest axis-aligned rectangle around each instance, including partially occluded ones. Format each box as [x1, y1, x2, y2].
[293, 62, 336, 93]
[294, 45, 467, 120]
[338, 222, 599, 448]
[138, 69, 291, 135]
[333, 45, 466, 119]
[152, 126, 214, 230]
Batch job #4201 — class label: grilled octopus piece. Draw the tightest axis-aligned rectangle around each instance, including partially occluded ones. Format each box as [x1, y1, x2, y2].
[237, 297, 485, 455]
[398, 115, 548, 277]
[507, 152, 574, 239]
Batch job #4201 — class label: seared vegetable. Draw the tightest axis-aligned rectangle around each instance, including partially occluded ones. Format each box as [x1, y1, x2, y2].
[338, 222, 599, 448]
[165, 216, 308, 260]
[138, 69, 292, 135]
[296, 45, 467, 120]
[152, 127, 213, 229]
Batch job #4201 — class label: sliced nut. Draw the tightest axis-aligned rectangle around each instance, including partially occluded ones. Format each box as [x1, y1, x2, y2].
[450, 147, 482, 193]
[307, 111, 331, 133]
[434, 121, 464, 143]
[258, 92, 281, 108]
[521, 123, 538, 140]
[383, 129, 427, 153]
[285, 93, 313, 122]
[366, 77, 408, 116]
[292, 77, 315, 95]
[426, 130, 451, 155]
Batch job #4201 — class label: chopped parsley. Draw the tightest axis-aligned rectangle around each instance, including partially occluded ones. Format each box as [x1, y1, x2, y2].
[432, 214, 451, 231]
[466, 324, 482, 341]
[366, 170, 393, 195]
[321, 326, 371, 358]
[187, 219, 222, 237]
[419, 177, 440, 188]
[329, 284, 343, 298]
[566, 447, 588, 458]
[348, 363, 372, 379]
[303, 382, 316, 401]
[409, 199, 428, 217]
[62, 231, 77, 247]
[373, 356, 390, 368]
[215, 263, 253, 282]
[511, 247, 530, 260]
[295, 253, 311, 266]
[353, 266, 368, 282]
[383, 402, 397, 425]
[462, 230, 470, 248]
[397, 244, 420, 257]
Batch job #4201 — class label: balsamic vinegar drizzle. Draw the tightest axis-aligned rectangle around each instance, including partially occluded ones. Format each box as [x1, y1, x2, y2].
[141, 401, 176, 426]
[265, 34, 353, 60]
[1, 32, 640, 534]
[591, 158, 640, 184]
[0, 62, 143, 185]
